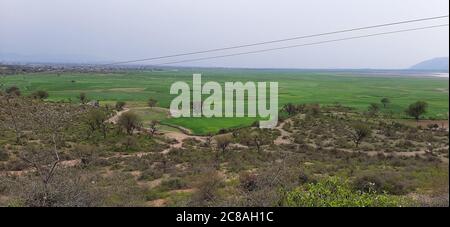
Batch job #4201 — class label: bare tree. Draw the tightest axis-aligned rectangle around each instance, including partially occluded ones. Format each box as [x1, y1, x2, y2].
[19, 145, 61, 206]
[13, 167, 100, 207]
[347, 123, 372, 148]
[12, 101, 90, 206]
[148, 120, 159, 137]
[214, 134, 232, 170]
[0, 95, 28, 143]
[250, 130, 265, 152]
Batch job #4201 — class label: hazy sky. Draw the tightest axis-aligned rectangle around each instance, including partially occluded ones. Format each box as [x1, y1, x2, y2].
[0, 0, 448, 68]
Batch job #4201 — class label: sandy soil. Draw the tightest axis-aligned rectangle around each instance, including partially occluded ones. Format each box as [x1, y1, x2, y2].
[161, 131, 207, 154]
[106, 108, 130, 124]
[274, 119, 293, 145]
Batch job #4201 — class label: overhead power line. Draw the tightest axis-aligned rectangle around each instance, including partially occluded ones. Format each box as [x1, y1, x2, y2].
[104, 15, 449, 65]
[155, 24, 449, 66]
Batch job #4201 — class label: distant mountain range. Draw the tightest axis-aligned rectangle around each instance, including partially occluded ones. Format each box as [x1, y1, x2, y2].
[410, 57, 449, 71]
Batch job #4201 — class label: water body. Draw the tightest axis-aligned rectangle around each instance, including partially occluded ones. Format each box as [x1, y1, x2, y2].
[430, 73, 449, 78]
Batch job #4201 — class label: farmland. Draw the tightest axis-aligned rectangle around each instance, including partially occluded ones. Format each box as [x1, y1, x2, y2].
[2, 69, 448, 134]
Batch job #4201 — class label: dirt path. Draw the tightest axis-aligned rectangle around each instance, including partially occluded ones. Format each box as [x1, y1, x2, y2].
[107, 108, 130, 124]
[105, 109, 448, 163]
[274, 119, 293, 145]
[106, 107, 203, 152]
[161, 131, 207, 154]
[105, 107, 188, 154]
[105, 106, 264, 152]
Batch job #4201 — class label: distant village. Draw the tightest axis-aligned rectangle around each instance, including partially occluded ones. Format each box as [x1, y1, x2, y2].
[0, 63, 169, 75]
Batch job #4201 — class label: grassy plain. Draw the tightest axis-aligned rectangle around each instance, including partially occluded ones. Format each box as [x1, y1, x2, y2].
[3, 69, 448, 134]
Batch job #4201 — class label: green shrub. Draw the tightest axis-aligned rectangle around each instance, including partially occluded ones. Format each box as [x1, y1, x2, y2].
[144, 189, 169, 201]
[5, 86, 21, 96]
[30, 90, 49, 99]
[115, 101, 126, 111]
[281, 177, 407, 207]
[353, 172, 410, 195]
[138, 168, 164, 181]
[161, 178, 188, 190]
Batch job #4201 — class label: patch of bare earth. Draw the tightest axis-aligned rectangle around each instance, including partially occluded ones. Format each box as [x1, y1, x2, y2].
[145, 199, 167, 207]
[161, 131, 206, 154]
[137, 177, 164, 188]
[409, 192, 449, 207]
[274, 119, 293, 145]
[106, 108, 130, 124]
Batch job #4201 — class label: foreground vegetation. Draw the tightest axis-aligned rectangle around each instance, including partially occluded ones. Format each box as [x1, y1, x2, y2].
[0, 86, 448, 207]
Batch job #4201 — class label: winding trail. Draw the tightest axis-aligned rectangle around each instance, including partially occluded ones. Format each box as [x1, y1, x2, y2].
[4, 111, 447, 177]
[274, 119, 293, 145]
[105, 108, 449, 162]
[107, 106, 292, 150]
[106, 107, 208, 154]
[160, 132, 207, 154]
[107, 107, 130, 124]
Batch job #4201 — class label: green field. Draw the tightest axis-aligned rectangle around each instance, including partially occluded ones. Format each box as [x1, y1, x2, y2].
[2, 69, 448, 134]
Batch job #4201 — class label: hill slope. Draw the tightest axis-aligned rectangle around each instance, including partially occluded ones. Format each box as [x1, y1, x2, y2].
[410, 57, 449, 71]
